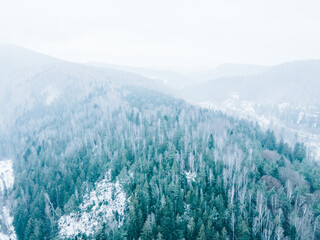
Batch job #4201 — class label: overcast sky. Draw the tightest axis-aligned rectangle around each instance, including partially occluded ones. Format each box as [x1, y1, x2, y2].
[1, 0, 320, 70]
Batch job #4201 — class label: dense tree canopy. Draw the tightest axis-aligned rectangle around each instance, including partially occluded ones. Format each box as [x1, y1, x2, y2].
[4, 85, 320, 240]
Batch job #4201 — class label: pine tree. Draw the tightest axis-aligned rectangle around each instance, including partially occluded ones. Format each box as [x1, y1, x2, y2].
[156, 232, 163, 240]
[187, 217, 195, 240]
[293, 142, 306, 162]
[197, 224, 206, 240]
[208, 134, 215, 150]
[238, 220, 250, 240]
[265, 130, 277, 150]
[221, 227, 228, 240]
[141, 218, 153, 240]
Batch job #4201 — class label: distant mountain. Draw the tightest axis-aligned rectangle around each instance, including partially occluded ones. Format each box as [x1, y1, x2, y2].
[0, 45, 170, 131]
[87, 62, 195, 89]
[87, 62, 270, 91]
[188, 63, 269, 83]
[0, 44, 59, 78]
[0, 45, 169, 93]
[183, 60, 320, 105]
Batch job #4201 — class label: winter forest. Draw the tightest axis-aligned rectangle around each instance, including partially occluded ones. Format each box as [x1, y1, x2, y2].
[1, 1, 320, 239]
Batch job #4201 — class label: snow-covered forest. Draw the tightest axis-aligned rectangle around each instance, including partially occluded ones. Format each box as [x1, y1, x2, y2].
[0, 45, 320, 239]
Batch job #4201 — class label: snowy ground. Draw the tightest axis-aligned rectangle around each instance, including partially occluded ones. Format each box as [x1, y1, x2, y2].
[58, 170, 127, 239]
[0, 159, 17, 240]
[0, 206, 16, 240]
[0, 160, 14, 193]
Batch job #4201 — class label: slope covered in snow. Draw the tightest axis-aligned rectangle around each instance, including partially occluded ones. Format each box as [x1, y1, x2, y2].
[0, 159, 17, 240]
[0, 160, 14, 193]
[58, 171, 127, 239]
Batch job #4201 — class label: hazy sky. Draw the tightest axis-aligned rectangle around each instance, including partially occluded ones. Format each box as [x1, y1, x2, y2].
[1, 0, 320, 70]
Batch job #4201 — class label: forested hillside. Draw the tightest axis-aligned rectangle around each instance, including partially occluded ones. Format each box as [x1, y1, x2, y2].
[5, 86, 320, 239]
[1, 47, 320, 240]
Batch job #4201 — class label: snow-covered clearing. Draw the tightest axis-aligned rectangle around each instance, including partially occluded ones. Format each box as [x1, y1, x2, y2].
[58, 171, 127, 239]
[0, 206, 16, 240]
[0, 159, 17, 240]
[0, 160, 14, 193]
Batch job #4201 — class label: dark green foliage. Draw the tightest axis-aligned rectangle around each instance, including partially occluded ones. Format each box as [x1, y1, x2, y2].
[293, 142, 306, 162]
[208, 134, 215, 150]
[264, 130, 277, 150]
